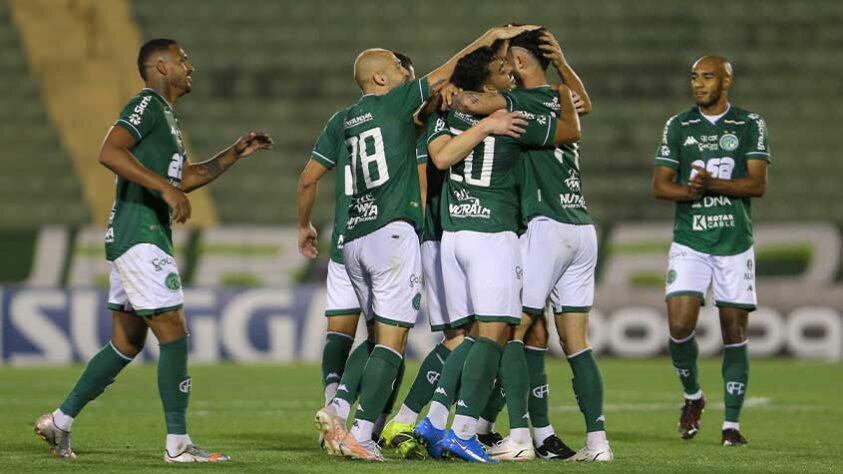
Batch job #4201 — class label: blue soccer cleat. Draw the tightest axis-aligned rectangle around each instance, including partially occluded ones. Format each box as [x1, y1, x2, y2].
[413, 417, 447, 458]
[440, 429, 498, 463]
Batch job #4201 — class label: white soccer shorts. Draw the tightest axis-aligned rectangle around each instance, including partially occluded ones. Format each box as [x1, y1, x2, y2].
[665, 242, 757, 311]
[440, 230, 522, 325]
[325, 259, 364, 318]
[421, 240, 460, 331]
[107, 243, 184, 316]
[342, 221, 422, 327]
[520, 218, 597, 315]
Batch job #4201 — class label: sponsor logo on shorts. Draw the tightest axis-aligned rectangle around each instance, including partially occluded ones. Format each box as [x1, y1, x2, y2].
[179, 377, 192, 393]
[412, 293, 421, 310]
[151, 257, 175, 272]
[165, 273, 182, 291]
[747, 259, 753, 271]
[667, 269, 677, 284]
[515, 266, 523, 280]
[409, 273, 421, 288]
[426, 371, 441, 385]
[726, 381, 745, 395]
[719, 133, 739, 151]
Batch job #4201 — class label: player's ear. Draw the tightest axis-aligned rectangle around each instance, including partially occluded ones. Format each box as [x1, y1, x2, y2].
[153, 56, 168, 77]
[481, 84, 496, 94]
[722, 74, 733, 90]
[373, 72, 387, 87]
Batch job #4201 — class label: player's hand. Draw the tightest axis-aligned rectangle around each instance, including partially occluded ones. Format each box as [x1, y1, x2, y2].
[571, 91, 586, 114]
[163, 185, 192, 224]
[689, 165, 710, 199]
[489, 24, 542, 40]
[233, 131, 274, 158]
[538, 31, 567, 67]
[298, 223, 319, 259]
[482, 110, 527, 138]
[439, 83, 463, 111]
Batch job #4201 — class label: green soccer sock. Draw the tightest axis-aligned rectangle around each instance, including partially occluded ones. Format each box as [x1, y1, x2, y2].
[59, 342, 133, 418]
[335, 340, 374, 406]
[382, 359, 406, 416]
[722, 342, 749, 423]
[158, 336, 191, 435]
[322, 332, 354, 390]
[669, 334, 701, 396]
[525, 346, 551, 428]
[501, 340, 530, 429]
[454, 337, 504, 419]
[568, 348, 605, 433]
[355, 345, 403, 423]
[403, 343, 451, 413]
[430, 337, 474, 409]
[480, 379, 505, 424]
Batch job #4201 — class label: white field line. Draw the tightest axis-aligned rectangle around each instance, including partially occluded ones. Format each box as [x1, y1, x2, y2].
[552, 397, 772, 413]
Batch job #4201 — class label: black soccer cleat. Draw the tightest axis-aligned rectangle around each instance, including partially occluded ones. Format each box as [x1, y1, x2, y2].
[721, 429, 748, 447]
[535, 434, 576, 460]
[477, 431, 503, 448]
[679, 396, 706, 440]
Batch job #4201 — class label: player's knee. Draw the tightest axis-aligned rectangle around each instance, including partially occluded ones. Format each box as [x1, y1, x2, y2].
[112, 338, 144, 358]
[721, 322, 747, 345]
[327, 314, 359, 336]
[559, 332, 588, 355]
[668, 318, 696, 340]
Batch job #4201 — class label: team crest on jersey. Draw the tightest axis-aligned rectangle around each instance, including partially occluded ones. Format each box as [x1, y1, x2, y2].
[165, 272, 182, 291]
[719, 133, 739, 151]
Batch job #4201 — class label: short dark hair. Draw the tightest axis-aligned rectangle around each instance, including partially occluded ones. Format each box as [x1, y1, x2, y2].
[450, 46, 496, 92]
[393, 51, 413, 71]
[510, 28, 550, 70]
[138, 38, 178, 80]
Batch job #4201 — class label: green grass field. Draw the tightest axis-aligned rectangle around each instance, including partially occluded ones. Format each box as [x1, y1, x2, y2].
[1, 358, 841, 473]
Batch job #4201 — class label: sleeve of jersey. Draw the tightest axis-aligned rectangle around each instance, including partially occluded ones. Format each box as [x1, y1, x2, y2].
[310, 113, 342, 170]
[426, 113, 451, 144]
[115, 95, 159, 142]
[387, 77, 432, 116]
[501, 91, 517, 112]
[654, 116, 681, 169]
[518, 113, 557, 147]
[745, 115, 771, 162]
[415, 133, 428, 164]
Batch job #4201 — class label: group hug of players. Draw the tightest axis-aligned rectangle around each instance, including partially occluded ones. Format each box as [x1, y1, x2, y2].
[33, 21, 768, 464]
[302, 23, 769, 463]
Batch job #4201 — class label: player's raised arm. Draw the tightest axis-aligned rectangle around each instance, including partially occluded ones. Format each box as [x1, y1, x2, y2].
[98, 125, 192, 223]
[451, 91, 508, 116]
[428, 110, 527, 170]
[540, 31, 592, 115]
[425, 24, 540, 93]
[550, 84, 581, 145]
[180, 132, 273, 193]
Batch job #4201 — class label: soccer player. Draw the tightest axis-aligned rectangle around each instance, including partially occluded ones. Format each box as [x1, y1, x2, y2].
[314, 25, 540, 462]
[451, 28, 611, 462]
[34, 39, 273, 463]
[415, 44, 581, 463]
[652, 56, 769, 446]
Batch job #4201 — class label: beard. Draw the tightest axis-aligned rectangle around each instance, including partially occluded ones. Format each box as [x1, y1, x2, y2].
[695, 88, 722, 107]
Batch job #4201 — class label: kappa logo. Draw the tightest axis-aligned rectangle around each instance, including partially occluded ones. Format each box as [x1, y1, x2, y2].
[726, 381, 745, 395]
[532, 384, 549, 399]
[675, 367, 691, 378]
[337, 384, 349, 392]
[596, 415, 606, 423]
[179, 378, 192, 394]
[426, 371, 441, 385]
[434, 387, 448, 397]
[683, 136, 699, 147]
[457, 399, 468, 408]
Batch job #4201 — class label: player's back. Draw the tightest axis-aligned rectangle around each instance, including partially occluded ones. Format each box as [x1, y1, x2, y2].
[342, 78, 431, 241]
[504, 86, 592, 226]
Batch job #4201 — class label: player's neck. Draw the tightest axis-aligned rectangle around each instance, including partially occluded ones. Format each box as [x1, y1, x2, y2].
[699, 97, 729, 116]
[146, 80, 178, 108]
[362, 85, 389, 97]
[519, 72, 547, 89]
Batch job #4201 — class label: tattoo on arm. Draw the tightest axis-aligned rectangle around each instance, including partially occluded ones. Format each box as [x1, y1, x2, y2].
[194, 158, 227, 181]
[429, 78, 446, 92]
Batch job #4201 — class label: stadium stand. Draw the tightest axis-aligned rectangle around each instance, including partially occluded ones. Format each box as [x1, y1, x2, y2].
[0, 2, 89, 227]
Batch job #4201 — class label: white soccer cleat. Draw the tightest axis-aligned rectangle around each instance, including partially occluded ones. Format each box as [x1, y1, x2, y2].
[568, 444, 614, 462]
[315, 406, 347, 456]
[486, 436, 536, 462]
[34, 413, 76, 460]
[164, 444, 230, 463]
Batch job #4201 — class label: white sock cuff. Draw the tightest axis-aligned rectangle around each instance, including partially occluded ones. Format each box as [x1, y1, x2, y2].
[374, 344, 404, 359]
[723, 340, 748, 349]
[722, 421, 740, 431]
[325, 331, 354, 341]
[669, 332, 696, 344]
[566, 347, 593, 359]
[524, 345, 548, 353]
[108, 341, 134, 361]
[507, 339, 524, 346]
[684, 389, 703, 400]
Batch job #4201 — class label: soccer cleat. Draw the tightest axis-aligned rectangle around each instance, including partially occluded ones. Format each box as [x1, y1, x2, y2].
[339, 434, 386, 461]
[477, 431, 503, 448]
[315, 406, 347, 456]
[679, 396, 706, 440]
[486, 436, 535, 462]
[721, 429, 748, 447]
[440, 430, 498, 463]
[164, 444, 231, 463]
[413, 417, 447, 458]
[535, 434, 576, 460]
[568, 444, 614, 462]
[380, 419, 425, 459]
[34, 413, 76, 460]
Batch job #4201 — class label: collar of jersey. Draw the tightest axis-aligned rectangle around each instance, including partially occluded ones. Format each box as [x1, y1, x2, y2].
[143, 88, 175, 110]
[696, 102, 732, 124]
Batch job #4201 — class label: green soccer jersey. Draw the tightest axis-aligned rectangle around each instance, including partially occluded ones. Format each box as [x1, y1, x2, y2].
[503, 86, 593, 226]
[105, 89, 186, 261]
[340, 78, 432, 242]
[655, 105, 771, 256]
[419, 116, 447, 242]
[311, 111, 354, 264]
[429, 109, 558, 234]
